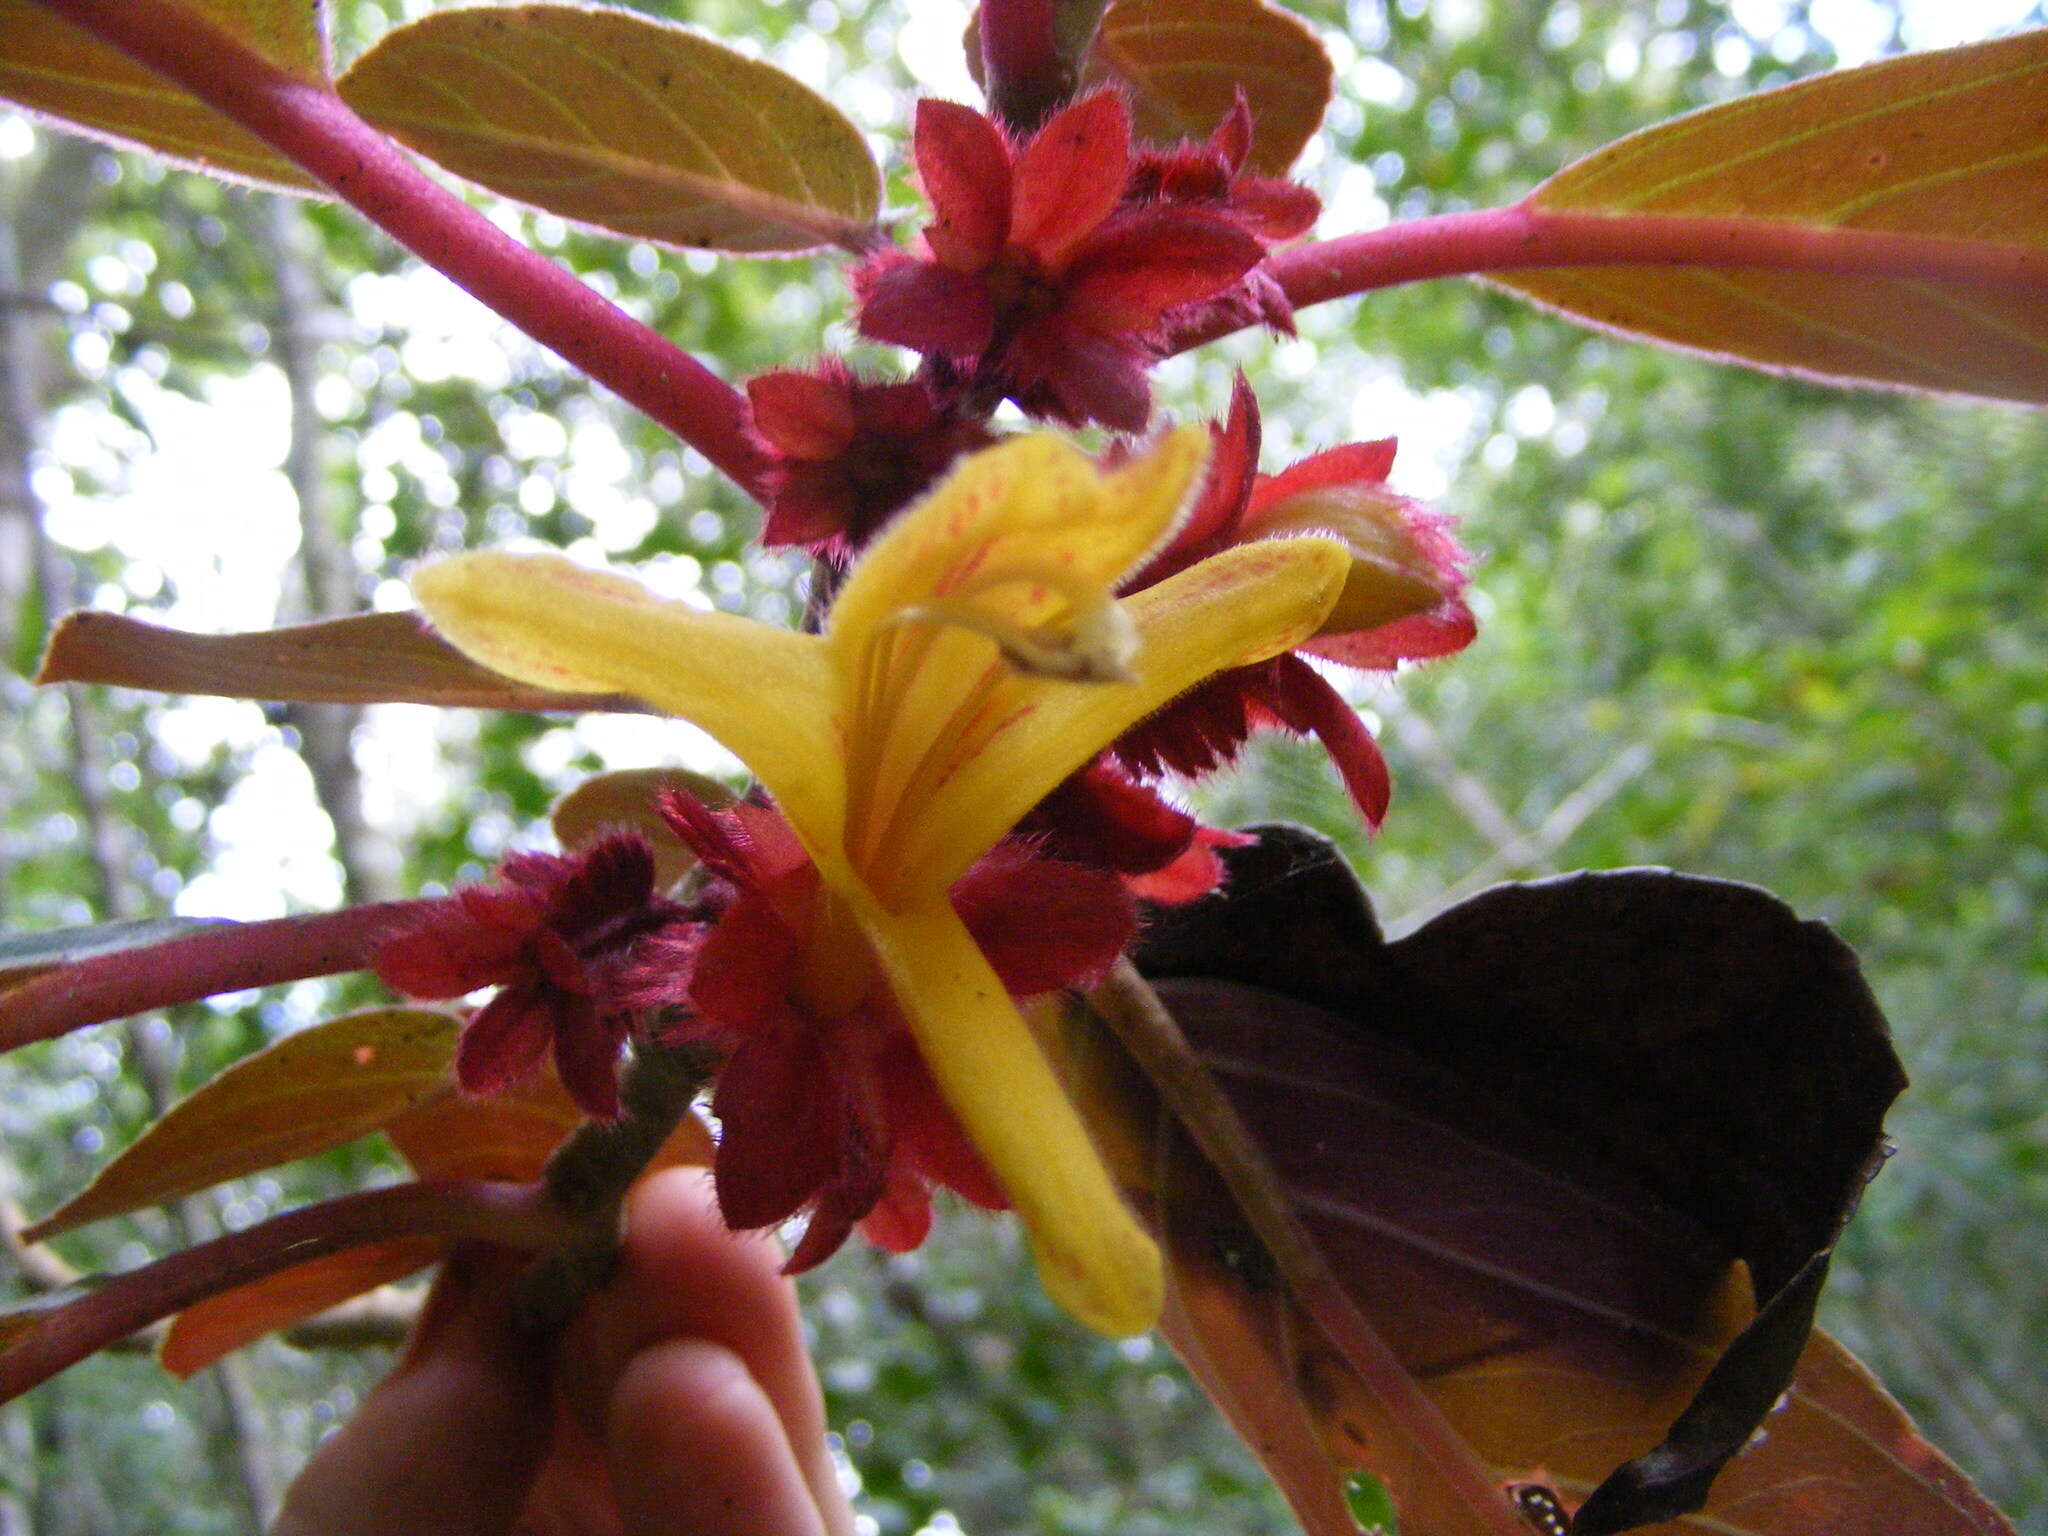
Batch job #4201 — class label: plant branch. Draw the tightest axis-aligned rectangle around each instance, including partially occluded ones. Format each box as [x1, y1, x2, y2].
[515, 1041, 716, 1337]
[32, 0, 769, 500]
[0, 898, 441, 1053]
[1170, 203, 2048, 352]
[0, 1180, 570, 1404]
[1085, 962, 1532, 1536]
[980, 0, 1066, 131]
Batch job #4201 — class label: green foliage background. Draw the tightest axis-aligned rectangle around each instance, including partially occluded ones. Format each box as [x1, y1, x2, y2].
[1, 1, 2043, 1532]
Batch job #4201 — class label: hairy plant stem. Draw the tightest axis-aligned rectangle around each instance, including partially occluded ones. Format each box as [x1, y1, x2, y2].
[514, 1040, 718, 1338]
[0, 898, 441, 1053]
[1168, 202, 2048, 353]
[980, 0, 1066, 132]
[0, 1180, 571, 1405]
[32, 0, 769, 500]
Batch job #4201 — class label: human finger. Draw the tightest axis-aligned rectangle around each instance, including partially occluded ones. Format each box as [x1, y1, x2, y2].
[270, 1246, 553, 1536]
[558, 1169, 850, 1534]
[604, 1338, 831, 1536]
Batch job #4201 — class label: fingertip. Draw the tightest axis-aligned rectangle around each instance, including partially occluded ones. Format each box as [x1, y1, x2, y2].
[606, 1339, 829, 1536]
[559, 1169, 846, 1526]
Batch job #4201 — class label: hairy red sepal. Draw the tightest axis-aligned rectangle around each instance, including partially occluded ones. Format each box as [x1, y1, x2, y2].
[1010, 91, 1132, 269]
[374, 832, 687, 1120]
[916, 98, 1013, 271]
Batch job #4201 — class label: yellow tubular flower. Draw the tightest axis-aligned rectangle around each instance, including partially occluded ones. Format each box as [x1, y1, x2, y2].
[412, 428, 1349, 1335]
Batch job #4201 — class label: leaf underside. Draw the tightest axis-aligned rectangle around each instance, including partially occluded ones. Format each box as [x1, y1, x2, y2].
[1085, 0, 1333, 175]
[36, 609, 644, 713]
[337, 4, 881, 253]
[0, 0, 326, 191]
[1114, 828, 2011, 1536]
[26, 1008, 459, 1243]
[1499, 29, 2048, 405]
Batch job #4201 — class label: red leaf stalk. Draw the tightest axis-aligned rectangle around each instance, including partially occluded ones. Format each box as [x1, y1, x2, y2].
[1167, 202, 2048, 352]
[0, 1180, 573, 1404]
[0, 899, 440, 1053]
[33, 0, 770, 500]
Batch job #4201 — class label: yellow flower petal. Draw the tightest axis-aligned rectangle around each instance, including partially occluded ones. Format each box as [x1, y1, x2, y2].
[826, 428, 1211, 896]
[413, 552, 847, 857]
[1248, 483, 1449, 635]
[826, 429, 1207, 657]
[887, 535, 1352, 893]
[849, 889, 1163, 1337]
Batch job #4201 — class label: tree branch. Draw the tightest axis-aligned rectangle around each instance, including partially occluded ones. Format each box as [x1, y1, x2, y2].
[31, 0, 770, 500]
[258, 193, 403, 907]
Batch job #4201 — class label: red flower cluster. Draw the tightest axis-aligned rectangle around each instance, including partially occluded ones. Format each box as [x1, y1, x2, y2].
[1111, 378, 1475, 827]
[624, 791, 1137, 1270]
[745, 362, 994, 553]
[374, 834, 686, 1120]
[854, 91, 1316, 433]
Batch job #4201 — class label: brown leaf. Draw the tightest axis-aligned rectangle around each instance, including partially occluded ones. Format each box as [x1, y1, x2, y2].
[0, 0, 325, 190]
[1084, 0, 1333, 174]
[1498, 30, 2048, 405]
[26, 1008, 460, 1243]
[551, 768, 734, 890]
[1092, 827, 2004, 1535]
[36, 609, 643, 712]
[158, 1237, 442, 1378]
[338, 4, 880, 254]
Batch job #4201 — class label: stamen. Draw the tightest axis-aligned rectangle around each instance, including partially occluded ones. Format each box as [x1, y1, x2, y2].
[889, 563, 1139, 685]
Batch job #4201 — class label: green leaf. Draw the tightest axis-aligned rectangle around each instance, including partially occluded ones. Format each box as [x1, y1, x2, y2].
[0, 916, 226, 990]
[1498, 30, 2048, 405]
[25, 1009, 459, 1244]
[0, 0, 327, 190]
[338, 4, 881, 254]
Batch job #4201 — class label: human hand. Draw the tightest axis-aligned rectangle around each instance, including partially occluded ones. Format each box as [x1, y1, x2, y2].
[271, 1169, 857, 1536]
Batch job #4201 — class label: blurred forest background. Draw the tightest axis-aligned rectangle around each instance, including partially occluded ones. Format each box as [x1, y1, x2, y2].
[2, 0, 2045, 1531]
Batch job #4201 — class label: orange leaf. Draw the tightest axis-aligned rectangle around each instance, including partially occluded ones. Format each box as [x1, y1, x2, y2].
[36, 609, 644, 713]
[1085, 0, 1332, 175]
[337, 5, 881, 254]
[158, 1237, 441, 1378]
[551, 768, 734, 890]
[0, 0, 325, 190]
[26, 1008, 459, 1243]
[384, 1080, 587, 1185]
[385, 1076, 715, 1187]
[1499, 30, 2048, 405]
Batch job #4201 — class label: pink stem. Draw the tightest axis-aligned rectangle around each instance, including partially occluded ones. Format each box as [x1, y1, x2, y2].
[0, 1180, 572, 1402]
[34, 0, 770, 500]
[980, 0, 1066, 130]
[1172, 202, 2048, 351]
[0, 898, 443, 1053]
